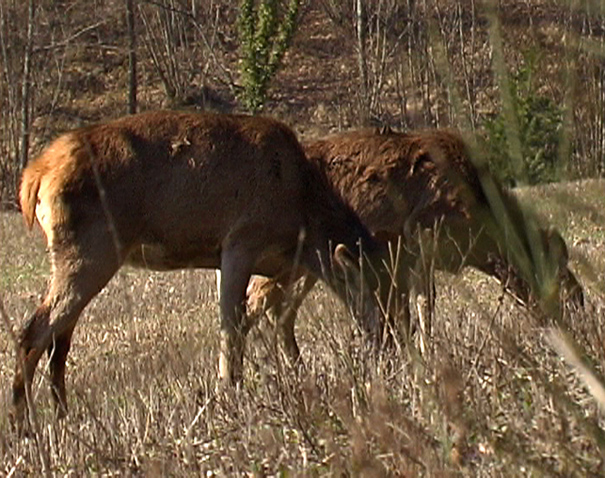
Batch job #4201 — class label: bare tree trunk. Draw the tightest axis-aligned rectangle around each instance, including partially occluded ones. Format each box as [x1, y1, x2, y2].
[126, 0, 138, 114]
[19, 0, 36, 170]
[355, 0, 369, 125]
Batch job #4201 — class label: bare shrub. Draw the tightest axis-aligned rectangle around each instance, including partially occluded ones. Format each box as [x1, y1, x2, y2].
[139, 0, 237, 110]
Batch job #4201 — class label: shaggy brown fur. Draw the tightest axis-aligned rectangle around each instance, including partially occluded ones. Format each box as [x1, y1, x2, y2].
[247, 128, 584, 359]
[13, 110, 391, 426]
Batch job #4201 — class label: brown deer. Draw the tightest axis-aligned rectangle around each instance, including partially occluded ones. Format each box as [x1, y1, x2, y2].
[12, 110, 396, 425]
[246, 128, 584, 359]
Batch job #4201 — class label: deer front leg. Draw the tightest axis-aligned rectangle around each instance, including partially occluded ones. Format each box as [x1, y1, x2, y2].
[218, 247, 254, 385]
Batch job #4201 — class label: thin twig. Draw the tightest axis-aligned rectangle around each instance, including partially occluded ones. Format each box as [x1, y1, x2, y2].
[32, 21, 106, 53]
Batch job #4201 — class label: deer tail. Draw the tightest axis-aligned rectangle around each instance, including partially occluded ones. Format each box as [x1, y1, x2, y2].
[19, 164, 42, 230]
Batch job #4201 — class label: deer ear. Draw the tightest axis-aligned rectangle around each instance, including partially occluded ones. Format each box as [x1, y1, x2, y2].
[334, 243, 358, 270]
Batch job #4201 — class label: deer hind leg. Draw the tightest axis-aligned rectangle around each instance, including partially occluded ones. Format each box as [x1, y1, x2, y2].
[219, 247, 255, 385]
[247, 276, 290, 355]
[11, 304, 51, 428]
[411, 258, 435, 355]
[247, 273, 316, 365]
[12, 231, 124, 426]
[372, 238, 414, 349]
[276, 274, 316, 364]
[409, 229, 437, 355]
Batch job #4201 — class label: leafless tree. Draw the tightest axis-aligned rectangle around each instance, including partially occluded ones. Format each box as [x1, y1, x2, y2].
[126, 0, 138, 114]
[19, 0, 36, 171]
[139, 0, 235, 109]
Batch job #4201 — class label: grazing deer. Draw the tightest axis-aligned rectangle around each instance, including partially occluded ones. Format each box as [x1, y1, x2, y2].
[12, 110, 395, 425]
[246, 128, 584, 359]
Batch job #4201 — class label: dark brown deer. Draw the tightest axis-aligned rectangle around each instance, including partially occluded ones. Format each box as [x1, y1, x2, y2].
[246, 128, 584, 359]
[12, 110, 395, 426]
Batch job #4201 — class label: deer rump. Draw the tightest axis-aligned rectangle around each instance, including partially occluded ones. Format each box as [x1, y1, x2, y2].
[246, 128, 584, 358]
[12, 110, 389, 425]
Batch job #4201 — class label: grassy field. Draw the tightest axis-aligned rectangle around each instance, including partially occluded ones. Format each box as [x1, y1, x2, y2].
[1, 179, 604, 476]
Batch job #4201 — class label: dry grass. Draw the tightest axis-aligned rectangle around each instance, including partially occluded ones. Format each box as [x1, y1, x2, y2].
[1, 180, 604, 476]
[2, 1, 605, 475]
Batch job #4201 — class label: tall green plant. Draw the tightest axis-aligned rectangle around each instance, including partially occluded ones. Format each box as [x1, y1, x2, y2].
[238, 0, 300, 113]
[484, 55, 565, 186]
